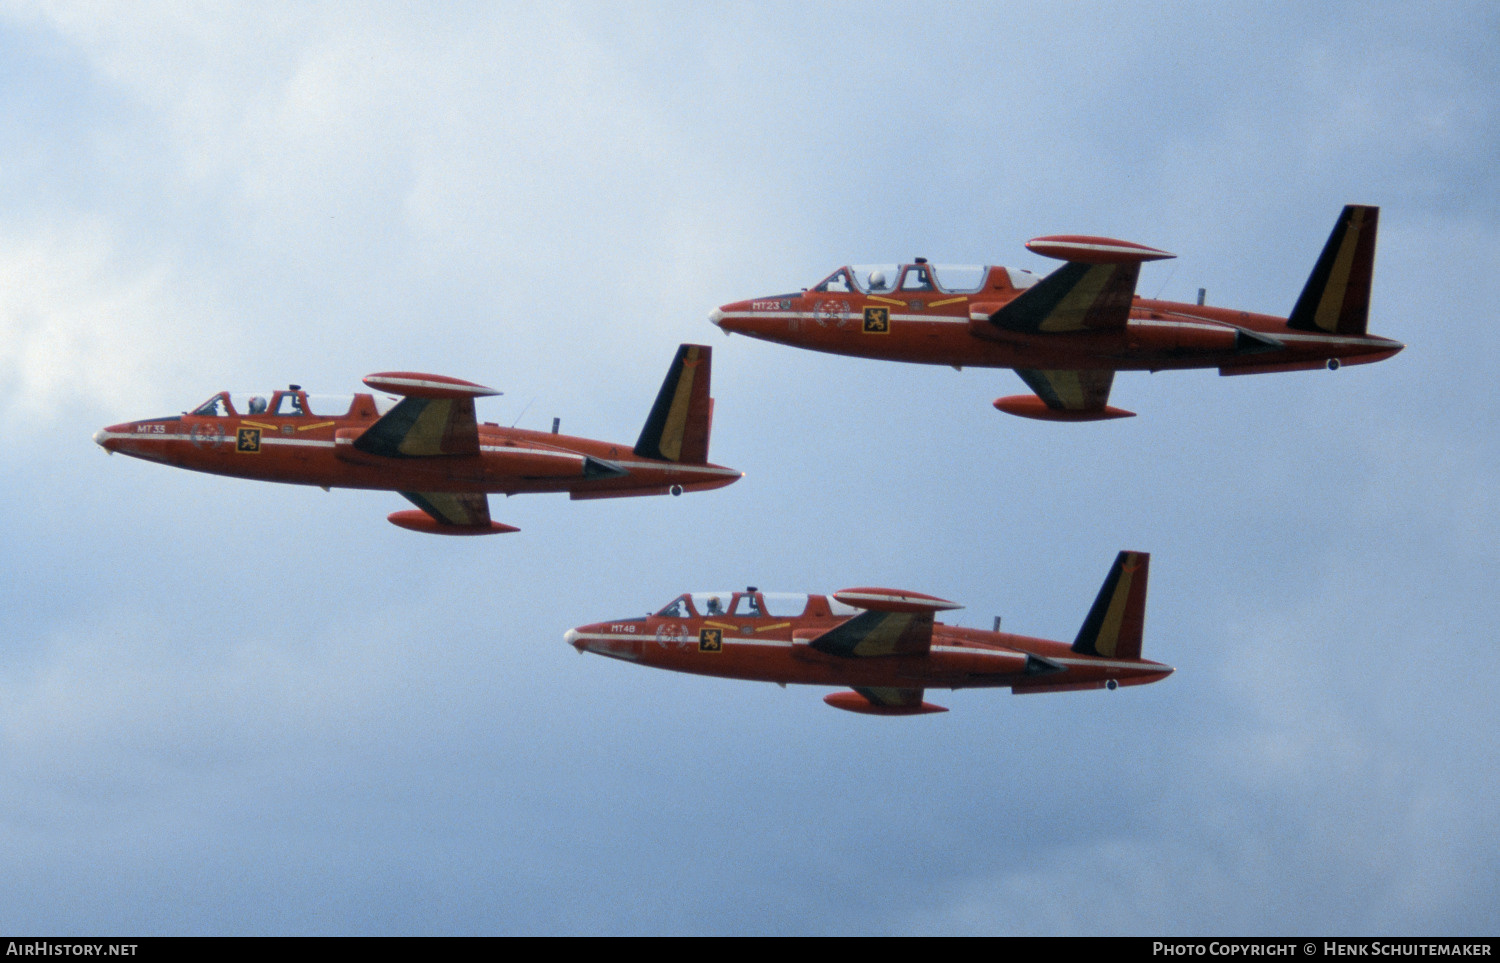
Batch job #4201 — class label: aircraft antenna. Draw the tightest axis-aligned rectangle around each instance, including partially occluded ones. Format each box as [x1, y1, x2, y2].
[1150, 261, 1179, 300]
[510, 396, 536, 428]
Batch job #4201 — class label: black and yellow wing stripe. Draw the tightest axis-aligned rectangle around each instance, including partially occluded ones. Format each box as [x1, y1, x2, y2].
[988, 261, 1142, 334]
[808, 610, 935, 658]
[852, 686, 927, 709]
[354, 396, 482, 458]
[1015, 368, 1118, 414]
[399, 491, 493, 529]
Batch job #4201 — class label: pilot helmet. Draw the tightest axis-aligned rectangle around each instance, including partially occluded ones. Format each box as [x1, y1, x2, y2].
[867, 269, 887, 290]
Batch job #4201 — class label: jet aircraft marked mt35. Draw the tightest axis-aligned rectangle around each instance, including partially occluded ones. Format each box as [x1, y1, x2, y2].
[712, 205, 1402, 420]
[567, 551, 1171, 715]
[94, 344, 739, 534]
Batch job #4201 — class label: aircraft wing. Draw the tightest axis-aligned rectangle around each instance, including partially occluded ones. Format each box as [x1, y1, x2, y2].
[387, 491, 518, 535]
[1012, 368, 1119, 414]
[852, 686, 927, 708]
[354, 372, 500, 458]
[348, 373, 521, 535]
[400, 491, 491, 527]
[987, 260, 1139, 334]
[984, 235, 1174, 335]
[387, 486, 522, 534]
[807, 609, 937, 658]
[982, 236, 1172, 421]
[806, 588, 962, 658]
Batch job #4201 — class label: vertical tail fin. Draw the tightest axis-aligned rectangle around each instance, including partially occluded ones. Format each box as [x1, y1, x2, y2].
[1072, 551, 1150, 660]
[634, 344, 713, 464]
[1288, 205, 1379, 336]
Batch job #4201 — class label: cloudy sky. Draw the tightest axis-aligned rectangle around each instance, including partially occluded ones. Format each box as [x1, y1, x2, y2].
[2, 1, 1497, 936]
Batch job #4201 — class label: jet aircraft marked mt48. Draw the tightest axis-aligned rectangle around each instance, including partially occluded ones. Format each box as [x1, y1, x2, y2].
[566, 551, 1171, 715]
[94, 344, 739, 534]
[712, 205, 1403, 420]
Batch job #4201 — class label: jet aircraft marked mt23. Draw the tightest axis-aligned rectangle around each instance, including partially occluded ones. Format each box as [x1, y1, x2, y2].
[94, 344, 739, 534]
[566, 551, 1171, 715]
[712, 205, 1403, 420]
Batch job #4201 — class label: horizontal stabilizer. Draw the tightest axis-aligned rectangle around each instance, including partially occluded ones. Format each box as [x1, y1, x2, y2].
[1235, 327, 1284, 352]
[1025, 653, 1067, 677]
[582, 456, 628, 479]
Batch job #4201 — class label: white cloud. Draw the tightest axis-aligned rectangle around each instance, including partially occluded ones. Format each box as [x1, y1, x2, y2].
[0, 218, 223, 420]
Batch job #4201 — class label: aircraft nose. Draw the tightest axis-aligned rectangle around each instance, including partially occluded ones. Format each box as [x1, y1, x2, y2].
[565, 628, 585, 653]
[93, 426, 125, 452]
[710, 303, 753, 336]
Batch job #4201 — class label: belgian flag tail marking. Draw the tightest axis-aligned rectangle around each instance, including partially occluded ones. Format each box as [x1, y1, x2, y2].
[634, 344, 714, 464]
[1072, 551, 1150, 661]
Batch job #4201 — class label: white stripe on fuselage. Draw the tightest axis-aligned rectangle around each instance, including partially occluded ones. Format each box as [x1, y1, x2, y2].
[98, 432, 739, 476]
[719, 310, 1391, 348]
[570, 631, 1150, 669]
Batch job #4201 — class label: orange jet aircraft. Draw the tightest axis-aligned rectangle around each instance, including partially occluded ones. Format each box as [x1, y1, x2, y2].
[566, 551, 1171, 715]
[94, 344, 739, 534]
[712, 206, 1402, 420]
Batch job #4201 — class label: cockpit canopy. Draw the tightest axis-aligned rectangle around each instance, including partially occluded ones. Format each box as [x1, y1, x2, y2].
[189, 388, 395, 418]
[812, 263, 1036, 295]
[654, 590, 860, 619]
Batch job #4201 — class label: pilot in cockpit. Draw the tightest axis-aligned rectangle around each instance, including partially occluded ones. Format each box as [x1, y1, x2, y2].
[248, 395, 268, 414]
[867, 269, 889, 291]
[706, 597, 724, 616]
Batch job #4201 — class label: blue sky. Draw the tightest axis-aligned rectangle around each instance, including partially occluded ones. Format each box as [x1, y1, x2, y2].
[2, 1, 1497, 935]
